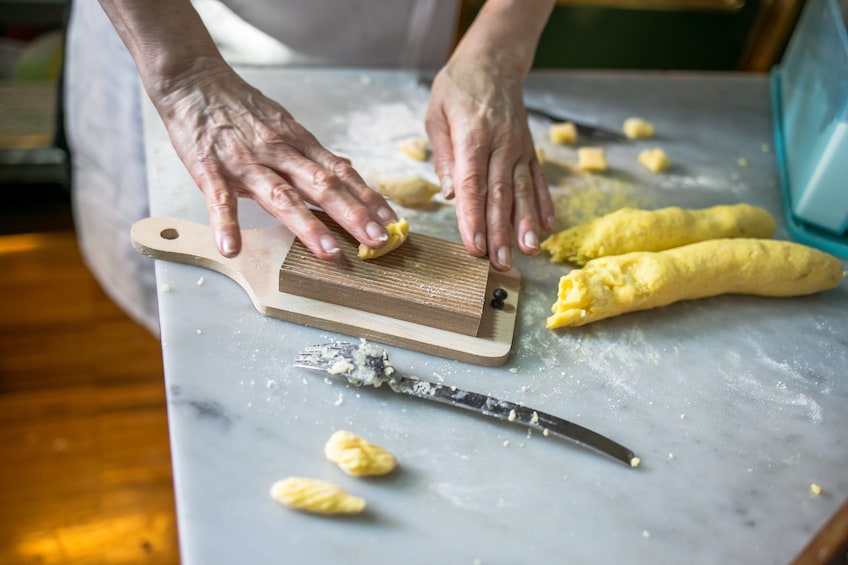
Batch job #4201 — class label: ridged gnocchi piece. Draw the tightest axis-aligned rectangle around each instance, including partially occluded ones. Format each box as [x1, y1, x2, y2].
[358, 218, 409, 260]
[269, 477, 366, 515]
[324, 430, 397, 477]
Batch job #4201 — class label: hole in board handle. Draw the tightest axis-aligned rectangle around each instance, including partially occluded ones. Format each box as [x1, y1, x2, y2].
[160, 228, 179, 240]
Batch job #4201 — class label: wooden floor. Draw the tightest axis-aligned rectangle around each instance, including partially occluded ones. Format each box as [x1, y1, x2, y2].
[0, 188, 180, 564]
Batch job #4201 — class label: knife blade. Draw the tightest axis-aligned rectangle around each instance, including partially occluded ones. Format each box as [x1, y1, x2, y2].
[388, 373, 639, 468]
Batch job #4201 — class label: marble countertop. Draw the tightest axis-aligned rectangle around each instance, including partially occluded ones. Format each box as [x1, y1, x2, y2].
[142, 69, 848, 564]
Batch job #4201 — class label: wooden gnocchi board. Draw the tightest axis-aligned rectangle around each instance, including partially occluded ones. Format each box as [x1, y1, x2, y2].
[131, 216, 521, 365]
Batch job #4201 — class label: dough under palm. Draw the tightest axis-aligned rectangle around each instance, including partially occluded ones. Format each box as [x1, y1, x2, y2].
[547, 238, 844, 328]
[541, 204, 777, 265]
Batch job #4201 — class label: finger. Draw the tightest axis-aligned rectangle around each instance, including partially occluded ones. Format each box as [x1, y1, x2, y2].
[307, 149, 396, 225]
[451, 128, 490, 258]
[265, 149, 391, 249]
[530, 159, 556, 232]
[425, 105, 456, 199]
[512, 160, 541, 257]
[247, 165, 344, 261]
[194, 161, 242, 258]
[486, 147, 516, 271]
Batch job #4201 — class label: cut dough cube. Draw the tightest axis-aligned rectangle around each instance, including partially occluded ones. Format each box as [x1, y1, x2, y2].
[549, 121, 577, 145]
[399, 137, 429, 161]
[541, 204, 777, 265]
[577, 147, 607, 172]
[270, 477, 366, 515]
[377, 175, 440, 207]
[358, 218, 409, 260]
[324, 430, 397, 477]
[546, 239, 844, 328]
[623, 117, 655, 139]
[638, 148, 671, 172]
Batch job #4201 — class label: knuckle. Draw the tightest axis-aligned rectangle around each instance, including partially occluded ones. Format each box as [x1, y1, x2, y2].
[269, 183, 298, 209]
[310, 168, 338, 195]
[327, 157, 357, 181]
[488, 179, 513, 204]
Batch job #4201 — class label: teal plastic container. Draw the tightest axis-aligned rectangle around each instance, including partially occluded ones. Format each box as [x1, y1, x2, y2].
[771, 0, 848, 256]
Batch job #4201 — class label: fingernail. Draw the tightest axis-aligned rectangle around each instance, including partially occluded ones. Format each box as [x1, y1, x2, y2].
[220, 233, 237, 256]
[497, 246, 511, 269]
[366, 221, 387, 241]
[441, 176, 454, 198]
[546, 215, 556, 230]
[474, 232, 487, 254]
[377, 207, 394, 222]
[523, 230, 539, 250]
[320, 235, 341, 256]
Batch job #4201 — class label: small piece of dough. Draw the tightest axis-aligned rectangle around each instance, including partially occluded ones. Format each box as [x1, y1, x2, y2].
[377, 175, 440, 206]
[541, 204, 777, 265]
[546, 239, 844, 328]
[549, 122, 577, 145]
[358, 218, 409, 260]
[623, 117, 655, 139]
[535, 146, 546, 165]
[270, 477, 366, 515]
[577, 147, 607, 172]
[638, 148, 671, 173]
[324, 430, 397, 477]
[399, 138, 429, 161]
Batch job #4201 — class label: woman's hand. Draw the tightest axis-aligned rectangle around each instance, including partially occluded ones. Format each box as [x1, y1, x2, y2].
[425, 62, 553, 271]
[156, 58, 396, 259]
[424, 0, 556, 272]
[99, 0, 395, 260]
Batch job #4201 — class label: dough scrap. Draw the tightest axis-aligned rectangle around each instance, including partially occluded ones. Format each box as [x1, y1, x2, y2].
[541, 204, 777, 265]
[623, 117, 655, 139]
[358, 218, 409, 260]
[638, 148, 671, 172]
[546, 239, 844, 328]
[577, 147, 607, 172]
[399, 137, 429, 161]
[324, 430, 397, 477]
[270, 477, 366, 515]
[550, 121, 577, 145]
[377, 175, 440, 206]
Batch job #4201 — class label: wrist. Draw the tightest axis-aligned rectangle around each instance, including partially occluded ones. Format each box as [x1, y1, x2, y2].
[452, 0, 555, 79]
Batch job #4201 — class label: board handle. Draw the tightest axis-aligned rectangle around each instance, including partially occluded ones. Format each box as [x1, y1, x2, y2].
[130, 216, 294, 309]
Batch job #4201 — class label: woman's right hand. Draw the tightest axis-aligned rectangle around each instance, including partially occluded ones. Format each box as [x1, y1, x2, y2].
[154, 57, 396, 260]
[99, 0, 396, 260]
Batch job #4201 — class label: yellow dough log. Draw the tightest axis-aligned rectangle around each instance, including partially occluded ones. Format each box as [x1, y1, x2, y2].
[546, 239, 844, 328]
[358, 218, 409, 259]
[541, 204, 777, 265]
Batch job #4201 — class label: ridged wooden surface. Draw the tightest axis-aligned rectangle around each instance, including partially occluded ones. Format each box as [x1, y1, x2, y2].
[279, 216, 490, 336]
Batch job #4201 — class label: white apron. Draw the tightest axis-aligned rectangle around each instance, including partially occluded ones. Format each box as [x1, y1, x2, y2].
[63, 1, 458, 335]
